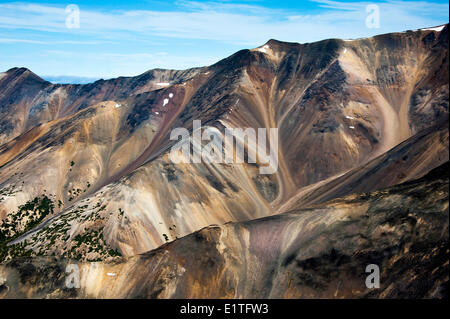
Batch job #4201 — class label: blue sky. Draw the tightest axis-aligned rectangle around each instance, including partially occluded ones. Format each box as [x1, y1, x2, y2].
[0, 0, 448, 81]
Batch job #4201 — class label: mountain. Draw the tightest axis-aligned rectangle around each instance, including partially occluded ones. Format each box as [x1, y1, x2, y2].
[0, 25, 448, 298]
[1, 161, 448, 298]
[277, 121, 448, 212]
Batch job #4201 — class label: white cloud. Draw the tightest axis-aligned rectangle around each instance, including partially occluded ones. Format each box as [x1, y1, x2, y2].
[0, 1, 448, 45]
[0, 37, 46, 44]
[0, 37, 106, 45]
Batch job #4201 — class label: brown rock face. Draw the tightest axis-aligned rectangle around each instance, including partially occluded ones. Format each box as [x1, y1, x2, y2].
[0, 25, 448, 298]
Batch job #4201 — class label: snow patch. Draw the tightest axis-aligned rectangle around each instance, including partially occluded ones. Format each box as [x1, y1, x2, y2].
[256, 45, 270, 53]
[106, 273, 116, 277]
[343, 48, 347, 54]
[169, 93, 174, 98]
[349, 126, 355, 129]
[115, 103, 121, 108]
[155, 111, 159, 115]
[163, 98, 169, 107]
[421, 25, 445, 32]
[345, 115, 354, 120]
[156, 82, 170, 87]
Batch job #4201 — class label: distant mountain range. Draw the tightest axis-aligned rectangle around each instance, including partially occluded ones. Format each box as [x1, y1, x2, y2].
[41, 75, 102, 85]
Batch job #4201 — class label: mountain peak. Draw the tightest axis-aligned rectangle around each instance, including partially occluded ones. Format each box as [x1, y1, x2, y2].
[6, 67, 30, 74]
[3, 67, 47, 84]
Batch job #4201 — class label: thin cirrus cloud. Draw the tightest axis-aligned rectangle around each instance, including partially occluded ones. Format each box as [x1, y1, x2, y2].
[0, 37, 105, 45]
[0, 37, 47, 44]
[0, 0, 448, 79]
[0, 1, 448, 44]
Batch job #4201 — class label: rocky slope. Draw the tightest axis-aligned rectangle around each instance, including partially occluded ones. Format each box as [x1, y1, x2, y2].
[277, 120, 449, 212]
[0, 162, 447, 298]
[0, 25, 448, 266]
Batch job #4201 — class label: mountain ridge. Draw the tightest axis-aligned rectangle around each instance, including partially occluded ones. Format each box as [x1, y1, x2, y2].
[0, 24, 448, 264]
